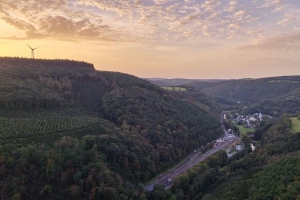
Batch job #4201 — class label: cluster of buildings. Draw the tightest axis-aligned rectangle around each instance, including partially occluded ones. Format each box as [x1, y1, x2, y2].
[230, 112, 271, 128]
[227, 143, 256, 158]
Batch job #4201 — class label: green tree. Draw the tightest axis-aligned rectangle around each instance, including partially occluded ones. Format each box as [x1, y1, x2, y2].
[242, 135, 251, 148]
[175, 190, 184, 200]
[216, 150, 228, 166]
[152, 190, 166, 200]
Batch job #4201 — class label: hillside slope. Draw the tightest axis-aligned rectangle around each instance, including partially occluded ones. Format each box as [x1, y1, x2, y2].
[164, 115, 300, 200]
[146, 78, 222, 87]
[187, 76, 300, 112]
[192, 77, 300, 102]
[0, 57, 222, 199]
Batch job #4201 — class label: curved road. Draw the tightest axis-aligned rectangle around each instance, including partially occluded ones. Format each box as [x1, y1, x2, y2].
[145, 112, 236, 191]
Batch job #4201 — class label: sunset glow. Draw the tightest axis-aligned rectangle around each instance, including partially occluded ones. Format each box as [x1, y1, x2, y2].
[1, 0, 300, 78]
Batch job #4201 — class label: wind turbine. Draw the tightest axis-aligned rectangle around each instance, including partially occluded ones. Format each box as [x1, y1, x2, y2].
[26, 44, 39, 59]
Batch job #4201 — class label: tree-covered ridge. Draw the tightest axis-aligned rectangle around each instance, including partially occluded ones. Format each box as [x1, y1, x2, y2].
[242, 98, 300, 117]
[0, 57, 223, 199]
[0, 57, 222, 142]
[181, 86, 221, 119]
[203, 79, 300, 104]
[212, 155, 300, 200]
[98, 74, 222, 178]
[188, 76, 300, 106]
[0, 136, 148, 200]
[166, 115, 300, 200]
[100, 86, 222, 168]
[0, 57, 108, 111]
[101, 71, 164, 92]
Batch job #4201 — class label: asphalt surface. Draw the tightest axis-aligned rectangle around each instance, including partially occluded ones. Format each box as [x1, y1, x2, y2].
[145, 112, 236, 191]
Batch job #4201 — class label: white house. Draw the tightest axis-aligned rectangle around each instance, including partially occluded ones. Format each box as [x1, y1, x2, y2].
[236, 145, 242, 151]
[251, 143, 256, 151]
[259, 112, 262, 121]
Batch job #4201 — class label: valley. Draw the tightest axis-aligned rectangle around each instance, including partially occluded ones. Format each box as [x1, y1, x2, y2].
[0, 58, 222, 199]
[1, 0, 300, 199]
[145, 112, 238, 191]
[1, 58, 300, 199]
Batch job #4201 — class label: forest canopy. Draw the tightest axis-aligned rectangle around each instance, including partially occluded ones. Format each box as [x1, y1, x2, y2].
[0, 57, 223, 199]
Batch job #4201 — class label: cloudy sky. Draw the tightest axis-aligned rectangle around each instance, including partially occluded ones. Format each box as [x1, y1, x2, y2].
[0, 0, 300, 79]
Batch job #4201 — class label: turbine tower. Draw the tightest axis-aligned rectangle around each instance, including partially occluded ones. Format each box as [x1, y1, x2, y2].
[26, 44, 39, 59]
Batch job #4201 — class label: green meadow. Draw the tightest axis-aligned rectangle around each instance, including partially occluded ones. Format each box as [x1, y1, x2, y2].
[291, 117, 300, 133]
[234, 123, 255, 136]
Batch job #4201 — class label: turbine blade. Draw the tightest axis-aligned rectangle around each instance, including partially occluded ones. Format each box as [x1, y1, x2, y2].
[26, 44, 33, 50]
[33, 47, 39, 50]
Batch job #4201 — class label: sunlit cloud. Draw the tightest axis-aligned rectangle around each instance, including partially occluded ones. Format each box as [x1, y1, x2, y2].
[0, 0, 298, 42]
[277, 17, 297, 25]
[237, 32, 300, 53]
[1, 0, 300, 78]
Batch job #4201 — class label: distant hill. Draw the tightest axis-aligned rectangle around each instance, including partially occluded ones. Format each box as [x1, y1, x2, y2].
[189, 76, 300, 103]
[242, 96, 300, 117]
[0, 57, 222, 199]
[146, 78, 223, 86]
[148, 75, 300, 115]
[187, 76, 300, 113]
[147, 76, 300, 112]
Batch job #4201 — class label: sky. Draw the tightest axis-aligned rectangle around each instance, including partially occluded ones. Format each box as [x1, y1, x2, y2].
[0, 0, 300, 79]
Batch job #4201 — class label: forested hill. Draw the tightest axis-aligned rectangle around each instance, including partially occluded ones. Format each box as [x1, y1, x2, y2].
[0, 57, 104, 111]
[146, 78, 222, 86]
[0, 57, 222, 199]
[166, 115, 300, 200]
[188, 76, 300, 105]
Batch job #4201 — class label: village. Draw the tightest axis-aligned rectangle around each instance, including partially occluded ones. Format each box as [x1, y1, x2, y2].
[219, 112, 270, 158]
[225, 112, 272, 128]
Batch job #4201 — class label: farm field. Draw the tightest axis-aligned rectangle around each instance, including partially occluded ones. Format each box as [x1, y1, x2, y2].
[161, 86, 187, 91]
[291, 117, 300, 133]
[234, 123, 255, 136]
[0, 114, 100, 137]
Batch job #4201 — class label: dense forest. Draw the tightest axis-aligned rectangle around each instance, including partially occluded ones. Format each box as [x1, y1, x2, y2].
[190, 76, 300, 105]
[241, 97, 300, 116]
[146, 78, 222, 87]
[151, 115, 300, 199]
[3, 57, 300, 200]
[149, 76, 300, 112]
[0, 57, 222, 199]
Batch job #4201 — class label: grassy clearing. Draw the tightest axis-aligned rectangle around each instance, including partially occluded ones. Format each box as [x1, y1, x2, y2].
[162, 86, 186, 91]
[234, 123, 255, 136]
[291, 117, 300, 133]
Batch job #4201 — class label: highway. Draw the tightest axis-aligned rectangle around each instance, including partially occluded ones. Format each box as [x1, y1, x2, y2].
[145, 112, 236, 191]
